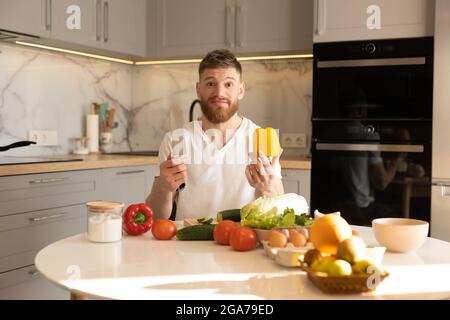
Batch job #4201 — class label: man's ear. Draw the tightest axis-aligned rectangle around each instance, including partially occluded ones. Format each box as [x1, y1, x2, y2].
[238, 81, 245, 100]
[195, 82, 200, 98]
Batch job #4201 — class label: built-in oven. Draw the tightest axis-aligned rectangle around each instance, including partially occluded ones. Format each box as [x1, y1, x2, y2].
[311, 37, 433, 226]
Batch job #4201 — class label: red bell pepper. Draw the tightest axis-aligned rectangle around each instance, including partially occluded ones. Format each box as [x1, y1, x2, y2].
[123, 203, 153, 235]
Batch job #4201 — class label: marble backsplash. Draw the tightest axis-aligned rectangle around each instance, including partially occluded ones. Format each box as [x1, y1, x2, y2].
[0, 42, 312, 158]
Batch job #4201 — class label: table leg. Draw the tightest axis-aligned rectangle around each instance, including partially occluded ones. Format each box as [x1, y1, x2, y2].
[70, 292, 89, 300]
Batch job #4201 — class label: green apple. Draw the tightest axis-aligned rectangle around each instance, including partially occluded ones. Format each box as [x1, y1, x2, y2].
[327, 259, 352, 276]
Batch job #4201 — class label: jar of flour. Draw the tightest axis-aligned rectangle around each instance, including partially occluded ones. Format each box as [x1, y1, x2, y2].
[86, 201, 124, 243]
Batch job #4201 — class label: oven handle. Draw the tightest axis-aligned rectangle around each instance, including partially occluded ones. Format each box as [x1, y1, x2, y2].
[315, 143, 424, 153]
[317, 57, 426, 68]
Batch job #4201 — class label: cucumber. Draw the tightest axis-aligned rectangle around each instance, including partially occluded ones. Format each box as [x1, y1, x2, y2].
[217, 209, 241, 222]
[176, 224, 215, 240]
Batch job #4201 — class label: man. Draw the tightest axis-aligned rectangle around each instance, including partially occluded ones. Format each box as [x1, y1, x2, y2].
[146, 49, 284, 220]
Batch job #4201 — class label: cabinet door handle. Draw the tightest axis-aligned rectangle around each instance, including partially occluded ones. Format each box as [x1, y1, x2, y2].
[96, 0, 102, 41]
[316, 0, 325, 35]
[225, 6, 234, 48]
[29, 177, 67, 185]
[45, 0, 52, 31]
[29, 213, 66, 222]
[103, 1, 109, 43]
[235, 5, 244, 47]
[28, 269, 40, 277]
[116, 170, 145, 175]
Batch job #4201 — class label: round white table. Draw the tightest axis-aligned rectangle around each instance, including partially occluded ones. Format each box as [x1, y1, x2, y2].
[35, 225, 450, 300]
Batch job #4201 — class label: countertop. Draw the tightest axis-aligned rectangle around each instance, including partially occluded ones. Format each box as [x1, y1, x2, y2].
[0, 154, 311, 176]
[35, 225, 450, 300]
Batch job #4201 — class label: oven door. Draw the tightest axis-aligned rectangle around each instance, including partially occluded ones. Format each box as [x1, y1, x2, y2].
[313, 37, 434, 120]
[311, 141, 431, 226]
[313, 59, 433, 120]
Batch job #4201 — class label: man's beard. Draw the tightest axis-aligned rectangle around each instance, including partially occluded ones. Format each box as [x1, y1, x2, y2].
[199, 97, 239, 124]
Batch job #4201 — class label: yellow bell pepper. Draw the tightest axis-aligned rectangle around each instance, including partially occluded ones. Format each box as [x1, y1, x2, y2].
[253, 127, 282, 157]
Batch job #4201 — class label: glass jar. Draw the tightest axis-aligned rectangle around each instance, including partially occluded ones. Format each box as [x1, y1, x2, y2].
[86, 201, 124, 243]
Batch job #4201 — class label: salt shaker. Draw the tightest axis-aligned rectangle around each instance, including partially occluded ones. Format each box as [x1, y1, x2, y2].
[86, 201, 124, 243]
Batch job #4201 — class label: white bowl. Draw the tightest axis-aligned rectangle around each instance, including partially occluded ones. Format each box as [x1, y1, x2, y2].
[372, 218, 429, 253]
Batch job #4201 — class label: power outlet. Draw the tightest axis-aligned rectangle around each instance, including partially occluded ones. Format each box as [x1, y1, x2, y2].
[281, 133, 307, 149]
[28, 130, 58, 146]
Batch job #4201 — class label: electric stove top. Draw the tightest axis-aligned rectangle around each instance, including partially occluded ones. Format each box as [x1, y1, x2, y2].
[0, 156, 83, 165]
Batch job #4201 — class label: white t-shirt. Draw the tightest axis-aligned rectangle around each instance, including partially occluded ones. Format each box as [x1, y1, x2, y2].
[156, 117, 281, 220]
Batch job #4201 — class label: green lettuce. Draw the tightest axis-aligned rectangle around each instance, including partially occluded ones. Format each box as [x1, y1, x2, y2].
[240, 194, 312, 230]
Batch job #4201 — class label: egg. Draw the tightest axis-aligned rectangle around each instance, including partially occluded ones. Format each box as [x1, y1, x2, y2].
[267, 230, 288, 248]
[289, 229, 307, 247]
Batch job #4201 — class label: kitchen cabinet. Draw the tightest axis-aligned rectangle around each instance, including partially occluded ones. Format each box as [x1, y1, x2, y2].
[281, 169, 311, 208]
[100, 165, 157, 208]
[50, 0, 98, 48]
[154, 0, 231, 58]
[99, 0, 147, 57]
[0, 169, 100, 299]
[0, 164, 156, 299]
[0, 0, 50, 38]
[50, 0, 147, 57]
[153, 0, 312, 59]
[0, 265, 69, 300]
[313, 0, 435, 43]
[0, 0, 146, 58]
[233, 0, 312, 54]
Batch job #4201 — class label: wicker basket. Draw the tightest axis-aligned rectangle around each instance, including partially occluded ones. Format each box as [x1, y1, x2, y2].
[301, 266, 389, 294]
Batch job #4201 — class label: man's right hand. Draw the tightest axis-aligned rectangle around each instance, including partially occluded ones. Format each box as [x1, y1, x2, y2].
[158, 154, 188, 193]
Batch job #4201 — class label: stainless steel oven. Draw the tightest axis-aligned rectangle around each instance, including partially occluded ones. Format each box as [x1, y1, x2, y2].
[311, 37, 433, 226]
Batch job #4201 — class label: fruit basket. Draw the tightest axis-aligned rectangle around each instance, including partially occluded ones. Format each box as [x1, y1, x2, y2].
[300, 265, 389, 294]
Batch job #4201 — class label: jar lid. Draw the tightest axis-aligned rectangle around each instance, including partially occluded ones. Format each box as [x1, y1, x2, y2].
[86, 201, 124, 213]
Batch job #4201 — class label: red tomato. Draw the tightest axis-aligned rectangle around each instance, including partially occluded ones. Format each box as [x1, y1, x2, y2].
[214, 221, 238, 245]
[229, 226, 257, 251]
[152, 219, 177, 240]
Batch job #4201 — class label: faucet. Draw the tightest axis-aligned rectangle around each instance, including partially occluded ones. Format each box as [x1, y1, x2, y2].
[189, 99, 201, 122]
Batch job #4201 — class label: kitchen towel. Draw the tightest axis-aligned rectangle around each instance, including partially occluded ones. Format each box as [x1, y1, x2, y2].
[87, 114, 99, 153]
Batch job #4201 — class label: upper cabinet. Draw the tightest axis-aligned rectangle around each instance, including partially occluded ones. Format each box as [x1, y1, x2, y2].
[101, 0, 147, 57]
[51, 0, 147, 57]
[0, 0, 50, 37]
[313, 0, 435, 43]
[153, 0, 312, 59]
[234, 0, 312, 54]
[1, 0, 147, 58]
[155, 0, 231, 58]
[50, 0, 98, 47]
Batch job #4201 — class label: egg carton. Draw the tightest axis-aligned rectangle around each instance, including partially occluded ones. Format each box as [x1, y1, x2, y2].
[261, 241, 313, 267]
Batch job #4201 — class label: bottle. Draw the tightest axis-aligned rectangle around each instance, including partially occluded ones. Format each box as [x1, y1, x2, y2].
[86, 201, 124, 243]
[86, 103, 99, 153]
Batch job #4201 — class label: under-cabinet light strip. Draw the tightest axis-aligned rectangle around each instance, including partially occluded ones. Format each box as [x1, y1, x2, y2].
[135, 53, 313, 65]
[15, 41, 313, 65]
[15, 41, 135, 65]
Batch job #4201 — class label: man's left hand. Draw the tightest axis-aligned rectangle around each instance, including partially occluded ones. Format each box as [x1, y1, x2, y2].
[245, 151, 284, 197]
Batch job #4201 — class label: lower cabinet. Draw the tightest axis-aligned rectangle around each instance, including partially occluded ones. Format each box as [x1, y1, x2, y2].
[0, 164, 157, 300]
[100, 165, 157, 209]
[0, 265, 69, 300]
[281, 169, 311, 209]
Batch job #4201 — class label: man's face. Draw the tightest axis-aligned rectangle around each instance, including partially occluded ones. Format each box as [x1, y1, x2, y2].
[196, 67, 245, 124]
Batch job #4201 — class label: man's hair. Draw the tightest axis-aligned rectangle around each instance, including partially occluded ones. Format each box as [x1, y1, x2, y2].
[199, 49, 242, 79]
